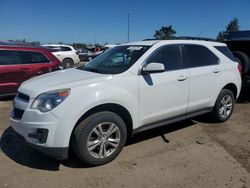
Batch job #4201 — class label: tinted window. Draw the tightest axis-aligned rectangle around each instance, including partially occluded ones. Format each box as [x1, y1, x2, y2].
[183, 45, 219, 68]
[45, 46, 60, 52]
[0, 50, 22, 65]
[214, 46, 236, 61]
[21, 51, 50, 64]
[146, 45, 182, 71]
[60, 47, 72, 52]
[81, 49, 89, 53]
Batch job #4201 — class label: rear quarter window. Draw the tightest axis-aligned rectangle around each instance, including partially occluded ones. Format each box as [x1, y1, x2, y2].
[60, 47, 72, 52]
[214, 46, 236, 61]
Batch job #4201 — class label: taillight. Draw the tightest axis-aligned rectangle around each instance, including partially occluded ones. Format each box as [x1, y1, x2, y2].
[237, 63, 242, 75]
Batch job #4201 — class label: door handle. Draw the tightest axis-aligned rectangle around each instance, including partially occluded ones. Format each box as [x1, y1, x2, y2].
[177, 75, 188, 81]
[213, 68, 220, 73]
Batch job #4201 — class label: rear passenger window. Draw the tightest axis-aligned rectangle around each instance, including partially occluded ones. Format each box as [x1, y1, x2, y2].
[0, 50, 22, 65]
[21, 51, 50, 64]
[60, 47, 72, 52]
[47, 47, 60, 52]
[183, 45, 219, 68]
[146, 45, 182, 71]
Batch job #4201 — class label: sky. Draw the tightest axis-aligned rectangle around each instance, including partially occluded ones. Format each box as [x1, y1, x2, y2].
[0, 0, 250, 45]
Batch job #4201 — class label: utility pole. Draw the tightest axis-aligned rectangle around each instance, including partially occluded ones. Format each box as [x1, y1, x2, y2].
[94, 31, 96, 45]
[127, 12, 130, 42]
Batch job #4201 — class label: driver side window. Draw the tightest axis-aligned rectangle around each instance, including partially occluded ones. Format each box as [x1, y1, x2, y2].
[146, 45, 182, 71]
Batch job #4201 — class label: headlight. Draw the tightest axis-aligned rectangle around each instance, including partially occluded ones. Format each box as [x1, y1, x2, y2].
[31, 89, 70, 112]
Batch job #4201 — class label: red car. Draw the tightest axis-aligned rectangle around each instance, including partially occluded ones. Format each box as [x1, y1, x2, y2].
[0, 43, 62, 97]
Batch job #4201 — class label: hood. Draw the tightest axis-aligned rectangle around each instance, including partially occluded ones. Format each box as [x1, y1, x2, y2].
[19, 68, 111, 98]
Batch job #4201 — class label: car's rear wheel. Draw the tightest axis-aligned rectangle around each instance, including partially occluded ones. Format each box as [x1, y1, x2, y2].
[62, 58, 74, 69]
[211, 89, 235, 122]
[73, 111, 127, 166]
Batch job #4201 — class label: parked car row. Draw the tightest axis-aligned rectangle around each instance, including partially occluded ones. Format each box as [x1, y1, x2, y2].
[0, 42, 118, 97]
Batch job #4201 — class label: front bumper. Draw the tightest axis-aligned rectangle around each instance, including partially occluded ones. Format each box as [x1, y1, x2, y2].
[10, 101, 74, 160]
[12, 127, 68, 160]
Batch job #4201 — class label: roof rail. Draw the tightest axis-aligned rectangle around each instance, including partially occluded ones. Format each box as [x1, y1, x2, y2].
[175, 36, 217, 41]
[224, 31, 250, 41]
[143, 37, 217, 42]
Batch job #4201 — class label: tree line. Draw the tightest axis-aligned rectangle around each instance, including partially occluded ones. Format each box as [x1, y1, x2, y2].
[153, 17, 240, 41]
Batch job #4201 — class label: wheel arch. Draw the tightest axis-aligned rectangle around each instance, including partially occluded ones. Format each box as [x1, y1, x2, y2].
[62, 57, 74, 62]
[70, 103, 133, 142]
[222, 83, 238, 100]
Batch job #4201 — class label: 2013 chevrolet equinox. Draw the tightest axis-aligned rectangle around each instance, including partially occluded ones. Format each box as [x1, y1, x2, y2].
[10, 40, 242, 166]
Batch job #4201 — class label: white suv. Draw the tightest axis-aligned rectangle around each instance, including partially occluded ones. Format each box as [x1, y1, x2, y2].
[10, 40, 242, 166]
[43, 44, 80, 68]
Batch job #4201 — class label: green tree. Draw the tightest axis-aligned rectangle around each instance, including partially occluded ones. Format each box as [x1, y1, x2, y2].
[216, 18, 240, 41]
[154, 25, 176, 40]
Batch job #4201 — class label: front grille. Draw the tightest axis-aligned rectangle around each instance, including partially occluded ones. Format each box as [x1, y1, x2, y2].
[17, 92, 30, 102]
[12, 108, 24, 120]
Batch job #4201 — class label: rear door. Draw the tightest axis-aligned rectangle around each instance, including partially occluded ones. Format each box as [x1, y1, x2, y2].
[0, 50, 32, 95]
[46, 46, 64, 62]
[21, 51, 53, 76]
[182, 44, 221, 113]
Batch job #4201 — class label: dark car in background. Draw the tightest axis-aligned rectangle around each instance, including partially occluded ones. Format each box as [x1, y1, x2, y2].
[77, 47, 107, 61]
[0, 42, 62, 97]
[224, 31, 250, 88]
[77, 48, 93, 61]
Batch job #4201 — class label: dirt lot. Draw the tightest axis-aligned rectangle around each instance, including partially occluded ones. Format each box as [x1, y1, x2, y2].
[0, 96, 250, 188]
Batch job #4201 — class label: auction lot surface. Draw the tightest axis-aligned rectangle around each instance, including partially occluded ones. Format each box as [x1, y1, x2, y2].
[0, 96, 250, 188]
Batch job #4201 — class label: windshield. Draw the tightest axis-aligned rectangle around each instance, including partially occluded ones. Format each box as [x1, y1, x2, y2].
[78, 45, 150, 74]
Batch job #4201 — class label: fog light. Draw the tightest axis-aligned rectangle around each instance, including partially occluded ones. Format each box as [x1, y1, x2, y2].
[28, 129, 48, 143]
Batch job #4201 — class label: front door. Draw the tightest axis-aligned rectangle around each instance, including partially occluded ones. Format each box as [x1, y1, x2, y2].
[139, 44, 189, 126]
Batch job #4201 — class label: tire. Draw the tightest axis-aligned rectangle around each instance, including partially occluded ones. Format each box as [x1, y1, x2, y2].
[73, 111, 127, 166]
[210, 89, 235, 123]
[88, 56, 93, 61]
[62, 58, 74, 69]
[233, 51, 250, 75]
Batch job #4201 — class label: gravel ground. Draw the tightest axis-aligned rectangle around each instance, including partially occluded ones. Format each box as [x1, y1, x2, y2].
[0, 95, 249, 188]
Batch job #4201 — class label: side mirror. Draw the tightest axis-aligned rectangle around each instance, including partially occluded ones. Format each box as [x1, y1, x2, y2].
[141, 62, 165, 74]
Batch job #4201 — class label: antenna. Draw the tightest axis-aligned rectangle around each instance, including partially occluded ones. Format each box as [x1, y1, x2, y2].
[198, 30, 202, 37]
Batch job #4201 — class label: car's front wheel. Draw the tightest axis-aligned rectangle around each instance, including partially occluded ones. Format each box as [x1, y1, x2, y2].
[73, 111, 127, 166]
[211, 89, 235, 122]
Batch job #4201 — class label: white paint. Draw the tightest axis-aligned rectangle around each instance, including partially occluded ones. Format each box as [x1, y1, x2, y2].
[10, 40, 242, 154]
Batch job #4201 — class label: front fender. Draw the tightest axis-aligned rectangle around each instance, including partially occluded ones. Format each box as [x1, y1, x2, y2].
[51, 74, 139, 147]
